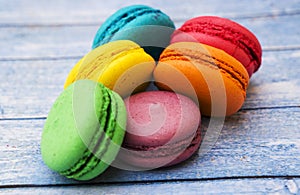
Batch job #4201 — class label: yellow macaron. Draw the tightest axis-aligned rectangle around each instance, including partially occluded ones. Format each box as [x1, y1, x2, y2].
[64, 40, 155, 98]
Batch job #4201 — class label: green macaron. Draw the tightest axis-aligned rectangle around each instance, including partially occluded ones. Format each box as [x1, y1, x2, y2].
[41, 80, 126, 181]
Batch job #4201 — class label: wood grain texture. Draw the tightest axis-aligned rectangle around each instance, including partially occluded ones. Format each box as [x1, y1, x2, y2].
[0, 51, 299, 119]
[0, 59, 76, 118]
[1, 12, 300, 60]
[0, 0, 299, 24]
[0, 0, 300, 193]
[0, 178, 299, 194]
[0, 108, 299, 185]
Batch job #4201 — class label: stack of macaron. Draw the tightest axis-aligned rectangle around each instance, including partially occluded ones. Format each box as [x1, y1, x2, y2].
[41, 5, 262, 180]
[156, 15, 262, 116]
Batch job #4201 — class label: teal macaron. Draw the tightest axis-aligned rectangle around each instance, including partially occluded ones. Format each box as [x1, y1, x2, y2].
[92, 5, 175, 60]
[41, 80, 127, 181]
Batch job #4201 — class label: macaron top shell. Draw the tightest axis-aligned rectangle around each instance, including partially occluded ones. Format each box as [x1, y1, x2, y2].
[42, 80, 105, 172]
[41, 80, 127, 180]
[159, 42, 249, 95]
[116, 91, 201, 169]
[124, 91, 200, 148]
[171, 16, 262, 77]
[64, 40, 155, 98]
[92, 5, 175, 60]
[93, 5, 175, 46]
[154, 42, 249, 116]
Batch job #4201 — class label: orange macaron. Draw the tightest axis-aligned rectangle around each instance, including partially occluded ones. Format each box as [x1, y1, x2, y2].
[153, 42, 249, 116]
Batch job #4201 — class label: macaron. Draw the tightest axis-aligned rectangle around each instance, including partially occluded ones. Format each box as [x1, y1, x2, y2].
[115, 91, 201, 169]
[41, 80, 127, 181]
[64, 40, 155, 98]
[171, 16, 262, 77]
[92, 5, 175, 60]
[153, 42, 249, 116]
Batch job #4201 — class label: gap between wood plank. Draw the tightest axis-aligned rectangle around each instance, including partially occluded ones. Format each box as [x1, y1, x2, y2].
[0, 116, 46, 121]
[0, 175, 299, 189]
[227, 9, 300, 20]
[242, 105, 300, 111]
[0, 56, 82, 62]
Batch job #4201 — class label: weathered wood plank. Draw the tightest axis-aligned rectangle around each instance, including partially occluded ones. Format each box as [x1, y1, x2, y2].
[1, 13, 300, 60]
[0, 0, 299, 24]
[0, 26, 93, 60]
[0, 108, 299, 185]
[245, 50, 300, 109]
[0, 178, 299, 194]
[0, 50, 299, 118]
[0, 59, 76, 118]
[0, 0, 300, 193]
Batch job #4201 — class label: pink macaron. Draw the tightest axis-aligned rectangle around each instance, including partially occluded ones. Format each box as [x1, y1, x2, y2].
[171, 16, 262, 77]
[117, 91, 201, 169]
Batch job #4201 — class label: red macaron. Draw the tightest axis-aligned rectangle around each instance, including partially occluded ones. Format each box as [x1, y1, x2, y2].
[171, 16, 262, 77]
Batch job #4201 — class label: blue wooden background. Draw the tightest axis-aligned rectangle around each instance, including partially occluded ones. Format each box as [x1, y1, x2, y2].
[0, 0, 300, 194]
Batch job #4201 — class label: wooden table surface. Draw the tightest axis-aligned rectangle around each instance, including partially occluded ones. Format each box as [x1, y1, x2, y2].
[1, 0, 300, 194]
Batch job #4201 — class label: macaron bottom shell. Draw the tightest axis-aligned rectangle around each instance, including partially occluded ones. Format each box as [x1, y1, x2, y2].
[117, 126, 201, 169]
